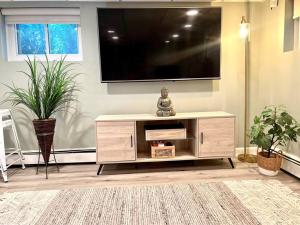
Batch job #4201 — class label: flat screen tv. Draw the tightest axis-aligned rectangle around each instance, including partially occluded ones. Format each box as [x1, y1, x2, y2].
[97, 8, 221, 83]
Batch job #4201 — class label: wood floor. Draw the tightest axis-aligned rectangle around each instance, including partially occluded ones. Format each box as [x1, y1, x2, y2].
[0, 158, 299, 193]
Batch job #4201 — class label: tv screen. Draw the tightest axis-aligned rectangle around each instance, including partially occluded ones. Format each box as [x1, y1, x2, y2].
[97, 8, 221, 82]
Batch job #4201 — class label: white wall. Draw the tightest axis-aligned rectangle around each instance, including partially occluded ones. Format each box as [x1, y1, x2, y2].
[0, 2, 247, 151]
[249, 1, 300, 176]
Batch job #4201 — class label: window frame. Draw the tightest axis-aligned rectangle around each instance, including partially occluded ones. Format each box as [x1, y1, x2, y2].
[6, 23, 83, 62]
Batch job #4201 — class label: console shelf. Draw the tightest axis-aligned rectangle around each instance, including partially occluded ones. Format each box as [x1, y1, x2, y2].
[95, 112, 235, 174]
[137, 150, 197, 162]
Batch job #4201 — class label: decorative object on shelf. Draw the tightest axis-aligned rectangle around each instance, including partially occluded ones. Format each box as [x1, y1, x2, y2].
[156, 87, 176, 117]
[151, 141, 175, 158]
[4, 56, 78, 179]
[249, 105, 300, 176]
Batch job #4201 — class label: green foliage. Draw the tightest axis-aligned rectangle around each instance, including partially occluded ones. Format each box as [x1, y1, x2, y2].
[4, 56, 78, 120]
[249, 106, 300, 157]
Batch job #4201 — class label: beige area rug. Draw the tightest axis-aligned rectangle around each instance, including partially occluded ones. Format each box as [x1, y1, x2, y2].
[0, 180, 300, 225]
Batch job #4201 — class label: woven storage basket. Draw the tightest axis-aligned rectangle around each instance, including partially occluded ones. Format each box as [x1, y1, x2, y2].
[257, 150, 282, 172]
[151, 145, 175, 158]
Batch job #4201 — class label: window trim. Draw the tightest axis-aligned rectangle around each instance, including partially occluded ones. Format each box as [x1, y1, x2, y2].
[5, 23, 83, 62]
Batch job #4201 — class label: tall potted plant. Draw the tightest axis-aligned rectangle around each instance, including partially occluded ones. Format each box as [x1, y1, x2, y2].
[249, 106, 300, 176]
[4, 56, 78, 165]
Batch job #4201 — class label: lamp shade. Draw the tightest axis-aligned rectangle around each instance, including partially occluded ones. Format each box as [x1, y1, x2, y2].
[240, 16, 250, 39]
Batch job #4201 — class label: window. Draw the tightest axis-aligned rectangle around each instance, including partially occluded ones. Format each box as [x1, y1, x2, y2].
[294, 1, 300, 50]
[1, 8, 82, 61]
[283, 0, 300, 52]
[16, 24, 46, 55]
[16, 24, 79, 55]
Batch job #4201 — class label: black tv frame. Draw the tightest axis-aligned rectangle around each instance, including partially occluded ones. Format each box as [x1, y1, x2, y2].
[97, 7, 222, 83]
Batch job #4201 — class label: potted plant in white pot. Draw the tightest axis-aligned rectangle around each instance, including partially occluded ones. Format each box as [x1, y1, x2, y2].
[4, 56, 78, 171]
[249, 106, 300, 176]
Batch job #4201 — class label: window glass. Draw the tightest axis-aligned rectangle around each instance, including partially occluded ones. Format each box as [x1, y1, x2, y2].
[16, 24, 46, 55]
[15, 24, 79, 55]
[48, 24, 79, 54]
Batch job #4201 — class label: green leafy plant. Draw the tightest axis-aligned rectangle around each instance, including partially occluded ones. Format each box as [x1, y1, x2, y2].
[249, 105, 300, 158]
[4, 56, 78, 120]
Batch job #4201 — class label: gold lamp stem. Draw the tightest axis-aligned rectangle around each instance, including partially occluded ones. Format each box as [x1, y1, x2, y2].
[238, 16, 257, 163]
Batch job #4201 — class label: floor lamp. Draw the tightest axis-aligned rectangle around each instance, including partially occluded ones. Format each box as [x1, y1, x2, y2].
[238, 16, 257, 163]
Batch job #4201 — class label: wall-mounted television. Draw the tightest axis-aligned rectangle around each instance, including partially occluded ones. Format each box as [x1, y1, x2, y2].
[97, 7, 221, 83]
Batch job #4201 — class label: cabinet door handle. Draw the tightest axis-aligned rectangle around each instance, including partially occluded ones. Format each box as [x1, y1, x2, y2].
[201, 132, 204, 144]
[130, 135, 133, 147]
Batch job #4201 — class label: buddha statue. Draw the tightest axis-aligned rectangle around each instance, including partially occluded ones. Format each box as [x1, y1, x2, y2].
[156, 87, 176, 117]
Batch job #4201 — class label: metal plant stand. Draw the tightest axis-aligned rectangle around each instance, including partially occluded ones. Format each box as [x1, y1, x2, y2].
[36, 144, 60, 179]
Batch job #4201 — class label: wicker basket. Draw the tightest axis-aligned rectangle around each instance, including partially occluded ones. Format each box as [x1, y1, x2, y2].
[257, 150, 282, 172]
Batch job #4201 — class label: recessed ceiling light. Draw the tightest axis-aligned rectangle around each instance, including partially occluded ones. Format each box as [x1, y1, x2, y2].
[186, 10, 199, 16]
[172, 34, 179, 38]
[165, 40, 170, 43]
[108, 30, 115, 34]
[184, 24, 192, 28]
[112, 36, 119, 40]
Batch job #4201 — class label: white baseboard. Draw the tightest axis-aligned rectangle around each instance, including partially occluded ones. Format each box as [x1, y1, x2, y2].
[10, 147, 300, 179]
[235, 147, 257, 156]
[10, 148, 96, 165]
[15, 147, 248, 165]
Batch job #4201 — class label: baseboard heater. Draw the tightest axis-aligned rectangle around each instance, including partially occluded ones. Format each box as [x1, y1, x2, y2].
[272, 149, 300, 178]
[9, 148, 96, 165]
[275, 152, 300, 166]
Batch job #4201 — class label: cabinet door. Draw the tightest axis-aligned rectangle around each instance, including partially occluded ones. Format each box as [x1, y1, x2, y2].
[97, 121, 136, 163]
[198, 117, 235, 158]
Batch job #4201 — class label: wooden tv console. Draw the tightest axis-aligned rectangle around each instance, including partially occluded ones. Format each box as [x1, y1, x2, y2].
[95, 112, 235, 175]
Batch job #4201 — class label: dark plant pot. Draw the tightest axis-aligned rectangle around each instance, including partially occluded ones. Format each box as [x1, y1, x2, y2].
[257, 151, 282, 176]
[32, 118, 56, 164]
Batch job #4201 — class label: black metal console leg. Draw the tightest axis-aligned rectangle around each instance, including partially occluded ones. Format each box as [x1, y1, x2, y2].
[97, 164, 104, 175]
[228, 158, 234, 169]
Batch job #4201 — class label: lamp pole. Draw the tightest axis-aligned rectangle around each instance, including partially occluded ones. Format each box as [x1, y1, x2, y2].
[238, 16, 257, 163]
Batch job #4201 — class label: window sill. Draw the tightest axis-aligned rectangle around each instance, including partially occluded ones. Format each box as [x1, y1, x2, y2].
[7, 54, 83, 62]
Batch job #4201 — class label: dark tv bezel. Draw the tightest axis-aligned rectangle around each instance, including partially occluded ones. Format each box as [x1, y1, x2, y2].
[97, 7, 222, 83]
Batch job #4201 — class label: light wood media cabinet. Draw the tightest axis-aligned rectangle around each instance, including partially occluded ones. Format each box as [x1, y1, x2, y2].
[95, 112, 235, 175]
